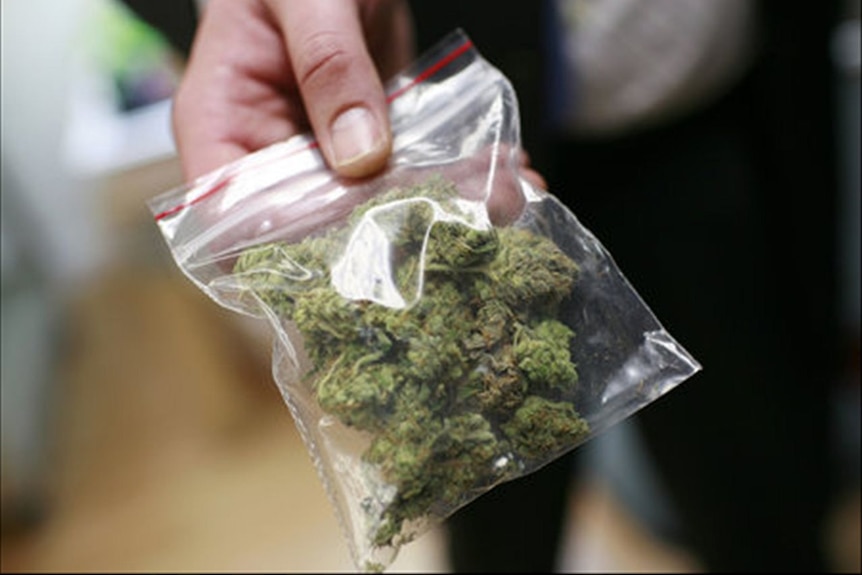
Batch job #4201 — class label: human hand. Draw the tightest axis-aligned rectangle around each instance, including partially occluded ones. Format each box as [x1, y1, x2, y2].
[165, 0, 546, 265]
[172, 0, 415, 182]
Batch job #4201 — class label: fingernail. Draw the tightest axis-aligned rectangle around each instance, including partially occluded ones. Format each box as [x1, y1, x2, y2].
[330, 106, 384, 170]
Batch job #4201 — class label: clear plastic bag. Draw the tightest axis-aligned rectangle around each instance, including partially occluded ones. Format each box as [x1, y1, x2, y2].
[148, 29, 701, 573]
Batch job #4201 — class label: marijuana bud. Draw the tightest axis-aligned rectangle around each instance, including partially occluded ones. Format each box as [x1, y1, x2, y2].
[514, 320, 579, 392]
[500, 395, 590, 461]
[232, 176, 590, 552]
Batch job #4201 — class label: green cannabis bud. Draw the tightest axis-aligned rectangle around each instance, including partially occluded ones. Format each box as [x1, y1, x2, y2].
[232, 177, 590, 551]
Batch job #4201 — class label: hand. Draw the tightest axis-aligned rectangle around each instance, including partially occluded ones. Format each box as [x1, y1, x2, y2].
[172, 0, 415, 182]
[166, 0, 547, 270]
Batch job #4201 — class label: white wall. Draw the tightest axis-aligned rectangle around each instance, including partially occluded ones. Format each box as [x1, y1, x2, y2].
[2, 0, 109, 286]
[1, 0, 177, 504]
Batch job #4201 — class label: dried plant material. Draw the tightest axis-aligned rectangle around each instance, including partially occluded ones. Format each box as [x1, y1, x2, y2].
[232, 178, 590, 558]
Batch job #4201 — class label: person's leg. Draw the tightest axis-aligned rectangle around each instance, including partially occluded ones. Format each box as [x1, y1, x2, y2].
[445, 450, 579, 572]
[548, 62, 837, 570]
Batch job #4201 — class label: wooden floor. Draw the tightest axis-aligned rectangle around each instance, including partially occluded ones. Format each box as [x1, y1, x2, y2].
[0, 157, 858, 572]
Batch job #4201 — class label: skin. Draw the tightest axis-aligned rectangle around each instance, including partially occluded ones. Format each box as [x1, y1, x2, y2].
[173, 0, 415, 182]
[171, 0, 545, 250]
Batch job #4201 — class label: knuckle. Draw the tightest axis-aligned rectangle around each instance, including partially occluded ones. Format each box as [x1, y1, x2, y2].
[294, 30, 351, 88]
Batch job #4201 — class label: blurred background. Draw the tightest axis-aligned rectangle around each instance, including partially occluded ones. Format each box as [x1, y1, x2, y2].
[1, 0, 859, 572]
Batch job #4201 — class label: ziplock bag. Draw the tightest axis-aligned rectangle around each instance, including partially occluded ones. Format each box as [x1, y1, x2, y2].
[148, 29, 701, 573]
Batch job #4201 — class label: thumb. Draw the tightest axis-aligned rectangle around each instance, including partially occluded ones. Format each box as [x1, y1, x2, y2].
[267, 0, 392, 179]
